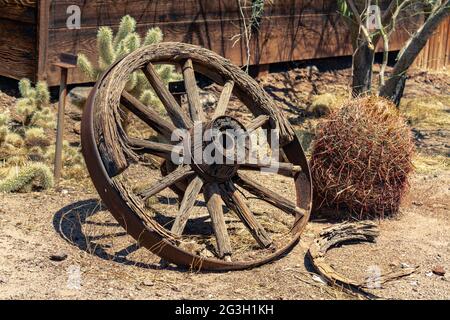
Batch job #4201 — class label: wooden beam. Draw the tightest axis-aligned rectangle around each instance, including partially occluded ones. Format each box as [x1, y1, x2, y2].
[182, 59, 205, 122]
[120, 91, 177, 139]
[138, 165, 194, 200]
[235, 172, 306, 218]
[221, 181, 272, 248]
[143, 62, 193, 129]
[37, 0, 50, 82]
[214, 80, 234, 118]
[171, 176, 204, 235]
[204, 183, 232, 260]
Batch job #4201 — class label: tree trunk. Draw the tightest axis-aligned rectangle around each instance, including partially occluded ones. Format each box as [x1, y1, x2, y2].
[351, 42, 375, 97]
[379, 1, 450, 105]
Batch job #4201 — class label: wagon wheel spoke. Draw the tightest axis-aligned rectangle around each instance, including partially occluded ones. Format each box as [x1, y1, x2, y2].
[204, 183, 232, 261]
[213, 80, 234, 118]
[182, 59, 205, 122]
[120, 91, 176, 140]
[143, 62, 193, 129]
[171, 176, 204, 235]
[239, 160, 302, 178]
[127, 137, 177, 160]
[247, 115, 270, 133]
[234, 172, 306, 218]
[221, 181, 272, 248]
[138, 165, 195, 200]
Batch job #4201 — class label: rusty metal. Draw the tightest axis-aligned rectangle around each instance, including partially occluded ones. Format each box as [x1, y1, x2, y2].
[81, 43, 312, 271]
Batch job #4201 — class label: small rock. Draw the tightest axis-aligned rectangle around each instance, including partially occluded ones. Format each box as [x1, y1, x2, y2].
[412, 201, 423, 206]
[50, 252, 68, 262]
[432, 266, 445, 276]
[401, 262, 411, 269]
[425, 271, 433, 277]
[73, 122, 81, 135]
[312, 274, 327, 285]
[68, 87, 92, 108]
[61, 189, 69, 195]
[141, 280, 155, 287]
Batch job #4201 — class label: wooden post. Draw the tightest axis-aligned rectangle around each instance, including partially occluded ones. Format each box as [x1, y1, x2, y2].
[53, 54, 77, 185]
[53, 67, 67, 184]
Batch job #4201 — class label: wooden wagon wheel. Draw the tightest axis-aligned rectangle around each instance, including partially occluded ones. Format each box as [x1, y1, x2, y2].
[81, 43, 312, 271]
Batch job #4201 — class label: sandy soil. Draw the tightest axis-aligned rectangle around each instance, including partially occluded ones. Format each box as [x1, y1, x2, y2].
[0, 66, 448, 300]
[0, 170, 448, 300]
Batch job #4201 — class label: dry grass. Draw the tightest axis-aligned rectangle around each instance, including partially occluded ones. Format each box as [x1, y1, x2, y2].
[413, 153, 450, 174]
[400, 95, 450, 128]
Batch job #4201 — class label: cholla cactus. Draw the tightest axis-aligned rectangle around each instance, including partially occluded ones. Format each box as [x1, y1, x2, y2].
[45, 140, 85, 180]
[16, 79, 54, 129]
[0, 79, 88, 193]
[0, 162, 53, 193]
[77, 15, 180, 110]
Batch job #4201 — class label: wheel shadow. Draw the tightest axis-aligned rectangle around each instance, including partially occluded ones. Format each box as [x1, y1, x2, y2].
[53, 199, 221, 271]
[52, 199, 179, 270]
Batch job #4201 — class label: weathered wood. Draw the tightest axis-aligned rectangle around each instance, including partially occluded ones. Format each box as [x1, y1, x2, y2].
[120, 91, 176, 139]
[247, 115, 270, 133]
[182, 59, 205, 122]
[171, 176, 204, 235]
[127, 137, 174, 160]
[204, 182, 232, 260]
[213, 80, 234, 118]
[93, 43, 295, 191]
[138, 165, 194, 200]
[240, 161, 302, 177]
[53, 66, 68, 184]
[37, 0, 50, 82]
[307, 221, 417, 299]
[0, 0, 428, 85]
[235, 172, 306, 218]
[143, 62, 193, 129]
[0, 0, 36, 23]
[0, 18, 36, 81]
[221, 181, 272, 248]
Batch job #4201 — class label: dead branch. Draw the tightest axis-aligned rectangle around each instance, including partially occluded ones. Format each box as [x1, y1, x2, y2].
[307, 221, 418, 299]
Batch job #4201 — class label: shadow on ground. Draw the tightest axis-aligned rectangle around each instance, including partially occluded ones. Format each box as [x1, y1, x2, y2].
[52, 198, 178, 270]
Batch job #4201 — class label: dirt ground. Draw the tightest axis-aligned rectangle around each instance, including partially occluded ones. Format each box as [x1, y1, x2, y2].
[0, 65, 449, 300]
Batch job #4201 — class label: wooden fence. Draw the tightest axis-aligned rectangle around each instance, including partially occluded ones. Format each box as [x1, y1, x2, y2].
[413, 16, 450, 71]
[0, 0, 448, 86]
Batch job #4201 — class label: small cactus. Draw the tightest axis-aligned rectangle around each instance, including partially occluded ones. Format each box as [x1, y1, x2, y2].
[77, 15, 180, 110]
[24, 127, 51, 148]
[0, 162, 53, 193]
[0, 79, 87, 192]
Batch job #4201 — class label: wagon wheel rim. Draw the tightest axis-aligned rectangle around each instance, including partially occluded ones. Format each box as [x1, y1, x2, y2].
[81, 43, 312, 271]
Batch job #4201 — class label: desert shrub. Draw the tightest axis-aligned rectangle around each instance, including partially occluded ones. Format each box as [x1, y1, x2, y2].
[307, 93, 337, 116]
[310, 96, 415, 218]
[77, 15, 180, 111]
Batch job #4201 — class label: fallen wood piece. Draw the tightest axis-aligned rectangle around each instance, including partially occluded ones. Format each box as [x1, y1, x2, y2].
[307, 221, 418, 299]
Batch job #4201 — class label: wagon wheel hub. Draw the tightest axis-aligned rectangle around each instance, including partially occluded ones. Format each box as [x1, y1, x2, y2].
[189, 116, 248, 183]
